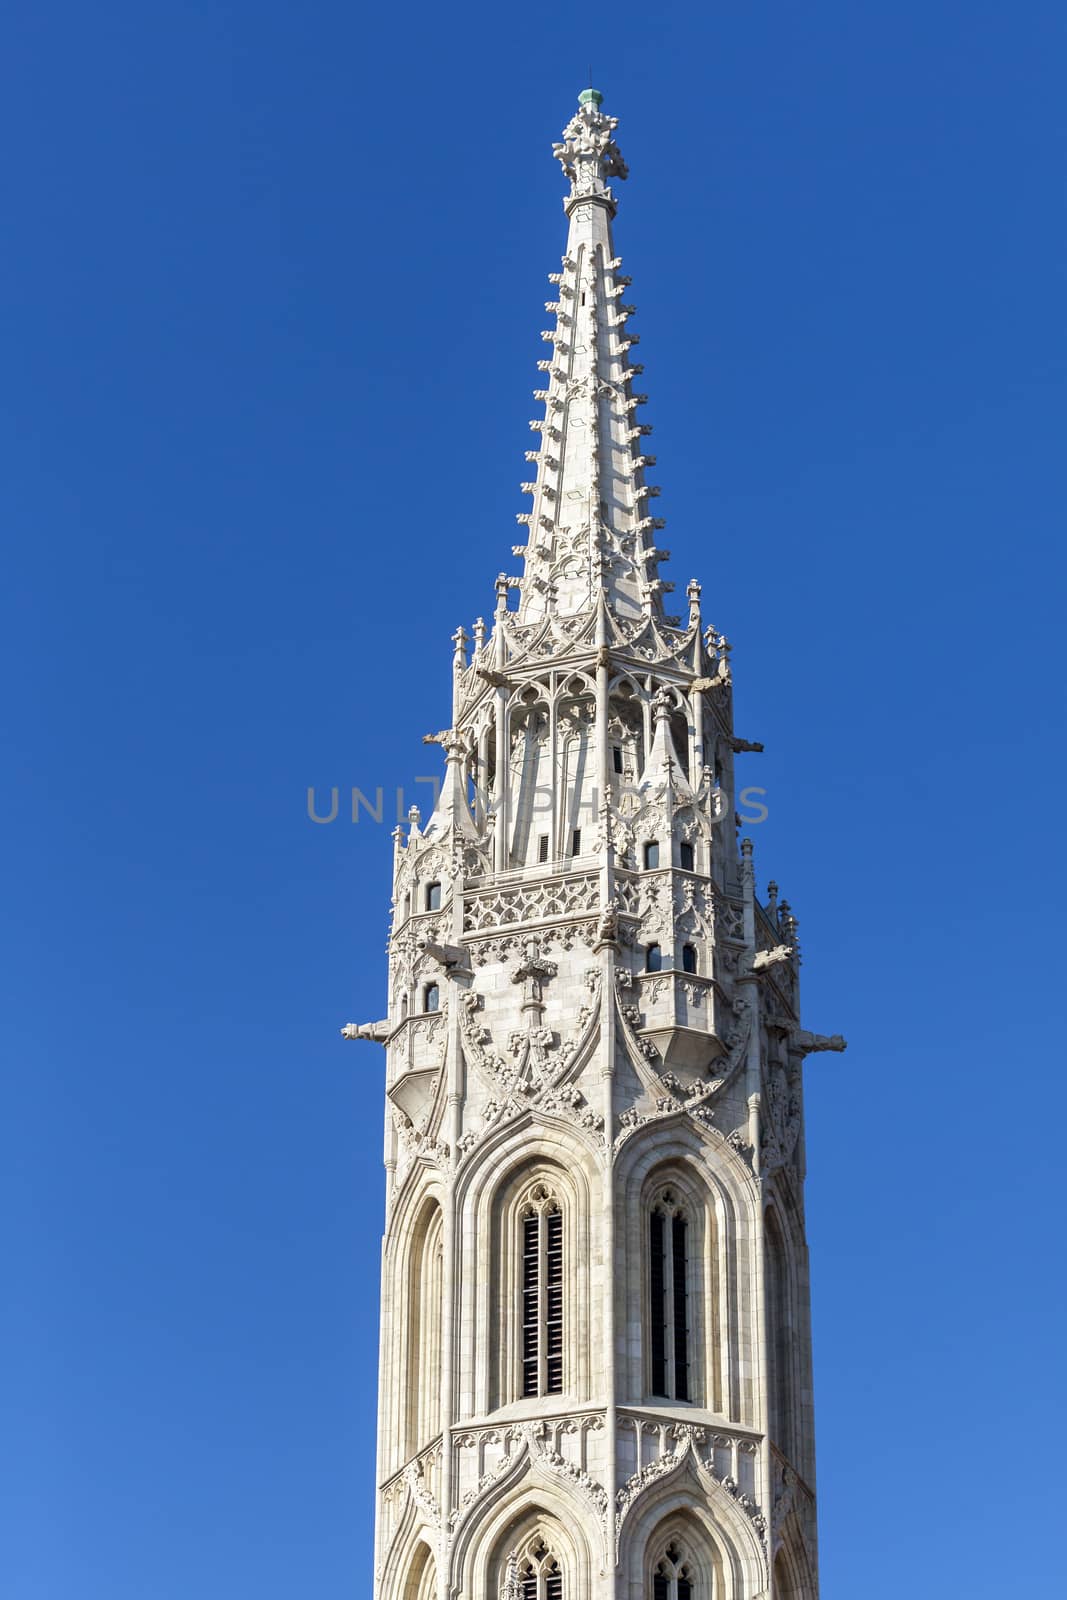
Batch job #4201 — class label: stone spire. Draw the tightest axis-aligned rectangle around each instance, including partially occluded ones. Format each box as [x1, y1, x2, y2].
[346, 94, 842, 1600]
[516, 90, 666, 626]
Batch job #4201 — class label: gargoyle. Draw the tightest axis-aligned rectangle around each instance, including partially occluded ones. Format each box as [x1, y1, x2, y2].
[795, 1030, 848, 1054]
[418, 938, 471, 972]
[752, 945, 793, 972]
[340, 1019, 391, 1043]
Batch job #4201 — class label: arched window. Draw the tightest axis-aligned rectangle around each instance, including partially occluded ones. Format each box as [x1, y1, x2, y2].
[652, 1540, 694, 1600]
[425, 881, 442, 911]
[682, 944, 697, 974]
[510, 1535, 563, 1600]
[403, 1199, 443, 1460]
[644, 840, 660, 869]
[646, 943, 662, 973]
[423, 983, 440, 1013]
[400, 993, 409, 1020]
[773, 1551, 798, 1600]
[679, 840, 695, 871]
[486, 1162, 590, 1413]
[765, 1207, 796, 1462]
[401, 1541, 436, 1600]
[520, 1188, 564, 1397]
[649, 1190, 689, 1400]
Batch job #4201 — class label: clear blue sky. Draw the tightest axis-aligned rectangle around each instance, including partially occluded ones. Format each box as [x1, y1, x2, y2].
[3, 3, 1064, 1596]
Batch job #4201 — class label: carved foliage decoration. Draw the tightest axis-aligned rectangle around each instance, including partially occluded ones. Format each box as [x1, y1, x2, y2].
[457, 967, 604, 1154]
[449, 1417, 608, 1537]
[614, 1423, 767, 1554]
[613, 986, 754, 1154]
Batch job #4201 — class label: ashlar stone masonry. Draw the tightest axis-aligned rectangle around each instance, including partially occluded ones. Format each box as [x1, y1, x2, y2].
[343, 89, 844, 1600]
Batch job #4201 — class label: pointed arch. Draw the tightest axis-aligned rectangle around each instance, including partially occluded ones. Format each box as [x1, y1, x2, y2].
[378, 1481, 440, 1600]
[764, 1173, 816, 1484]
[645, 1164, 710, 1405]
[488, 1155, 582, 1412]
[773, 1548, 797, 1600]
[454, 1120, 601, 1419]
[400, 1540, 437, 1600]
[448, 1476, 599, 1600]
[617, 1457, 767, 1600]
[507, 695, 550, 866]
[405, 1195, 444, 1459]
[379, 1174, 446, 1479]
[615, 1123, 760, 1425]
[645, 1511, 721, 1600]
[764, 1203, 797, 1466]
[772, 1526, 816, 1600]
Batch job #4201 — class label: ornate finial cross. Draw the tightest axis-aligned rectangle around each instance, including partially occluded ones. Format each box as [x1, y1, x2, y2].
[511, 936, 558, 1028]
[553, 91, 628, 203]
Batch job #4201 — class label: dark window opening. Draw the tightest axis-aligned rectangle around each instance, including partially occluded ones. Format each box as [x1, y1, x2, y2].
[537, 834, 549, 863]
[682, 944, 697, 974]
[673, 1214, 690, 1400]
[425, 881, 441, 911]
[571, 829, 581, 856]
[646, 944, 662, 973]
[644, 841, 660, 870]
[545, 1207, 563, 1395]
[654, 1547, 693, 1600]
[679, 841, 695, 871]
[423, 983, 440, 1013]
[521, 1204, 564, 1399]
[650, 1210, 667, 1396]
[650, 1205, 689, 1401]
[522, 1213, 539, 1397]
[613, 745, 624, 774]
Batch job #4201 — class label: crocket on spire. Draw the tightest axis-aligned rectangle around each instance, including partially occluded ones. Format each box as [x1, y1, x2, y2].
[515, 90, 666, 626]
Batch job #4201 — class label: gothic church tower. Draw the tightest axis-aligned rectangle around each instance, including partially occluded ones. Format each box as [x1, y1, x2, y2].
[344, 89, 844, 1600]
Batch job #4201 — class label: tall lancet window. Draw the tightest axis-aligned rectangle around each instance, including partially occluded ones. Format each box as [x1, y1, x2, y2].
[652, 1541, 694, 1600]
[649, 1190, 690, 1400]
[508, 1536, 563, 1600]
[520, 1188, 564, 1397]
[404, 1199, 443, 1461]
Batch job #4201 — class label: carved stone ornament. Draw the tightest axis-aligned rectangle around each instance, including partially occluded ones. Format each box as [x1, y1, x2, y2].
[553, 94, 627, 198]
[614, 1424, 766, 1553]
[448, 1418, 608, 1537]
[457, 972, 604, 1153]
[613, 995, 753, 1154]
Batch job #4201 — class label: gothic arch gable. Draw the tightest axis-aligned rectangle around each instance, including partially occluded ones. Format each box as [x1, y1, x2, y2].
[616, 1448, 768, 1598]
[448, 1464, 605, 1599]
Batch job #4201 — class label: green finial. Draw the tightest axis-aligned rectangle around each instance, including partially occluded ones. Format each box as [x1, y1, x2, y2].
[578, 87, 603, 108]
